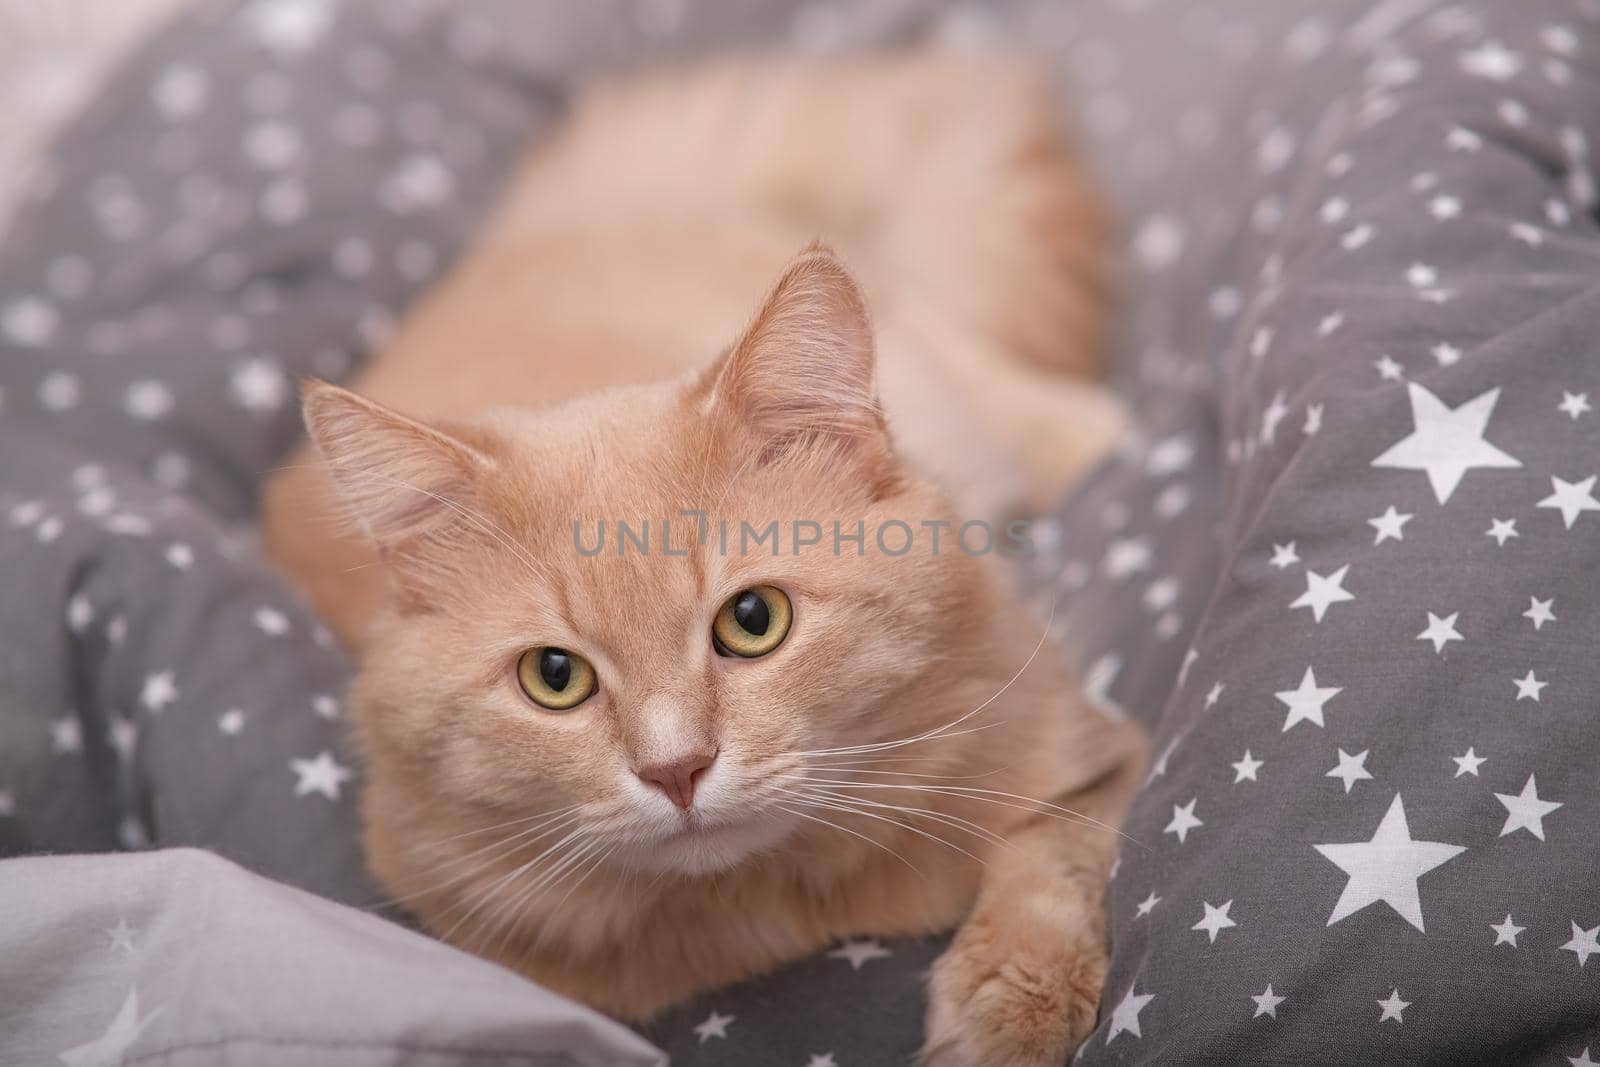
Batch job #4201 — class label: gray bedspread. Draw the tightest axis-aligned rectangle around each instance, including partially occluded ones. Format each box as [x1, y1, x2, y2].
[3, 0, 1599, 1064]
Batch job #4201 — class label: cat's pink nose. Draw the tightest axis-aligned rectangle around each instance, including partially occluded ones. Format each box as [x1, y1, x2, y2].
[637, 751, 716, 811]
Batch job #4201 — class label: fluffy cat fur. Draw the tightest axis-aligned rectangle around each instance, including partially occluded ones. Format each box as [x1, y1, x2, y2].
[263, 52, 1145, 1065]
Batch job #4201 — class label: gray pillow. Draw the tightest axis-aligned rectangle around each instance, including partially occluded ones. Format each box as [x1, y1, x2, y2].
[1041, 1, 1600, 1062]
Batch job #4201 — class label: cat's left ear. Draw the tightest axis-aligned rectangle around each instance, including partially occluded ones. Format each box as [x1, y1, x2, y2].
[705, 244, 896, 483]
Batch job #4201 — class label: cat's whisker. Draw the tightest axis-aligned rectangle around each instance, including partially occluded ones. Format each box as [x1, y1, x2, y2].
[773, 803, 924, 878]
[773, 787, 987, 867]
[792, 783, 1013, 851]
[798, 719, 1012, 759]
[802, 753, 955, 766]
[480, 836, 612, 959]
[438, 826, 589, 944]
[528, 842, 618, 955]
[794, 779, 1148, 852]
[464, 843, 594, 959]
[795, 594, 1058, 759]
[803, 764, 1012, 781]
[422, 804, 583, 851]
[370, 810, 582, 911]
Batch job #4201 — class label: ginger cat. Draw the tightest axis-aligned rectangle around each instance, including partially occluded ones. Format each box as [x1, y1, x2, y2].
[263, 52, 1144, 1065]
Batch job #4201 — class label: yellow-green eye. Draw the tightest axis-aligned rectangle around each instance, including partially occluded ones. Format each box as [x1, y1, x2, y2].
[516, 647, 596, 711]
[713, 586, 792, 658]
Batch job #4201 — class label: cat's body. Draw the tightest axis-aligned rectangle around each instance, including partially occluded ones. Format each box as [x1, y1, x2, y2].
[263, 52, 1144, 1065]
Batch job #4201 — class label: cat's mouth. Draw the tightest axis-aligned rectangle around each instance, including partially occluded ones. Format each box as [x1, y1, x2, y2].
[620, 805, 799, 875]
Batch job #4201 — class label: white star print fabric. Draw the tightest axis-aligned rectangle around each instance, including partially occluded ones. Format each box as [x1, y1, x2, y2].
[4, 0, 1600, 1064]
[1026, 0, 1600, 1061]
[0, 0, 562, 908]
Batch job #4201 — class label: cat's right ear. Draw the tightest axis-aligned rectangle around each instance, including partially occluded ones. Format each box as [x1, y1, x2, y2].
[300, 380, 495, 548]
[702, 244, 897, 488]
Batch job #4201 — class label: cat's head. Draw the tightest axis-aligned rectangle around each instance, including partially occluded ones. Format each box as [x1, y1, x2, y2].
[305, 246, 1011, 878]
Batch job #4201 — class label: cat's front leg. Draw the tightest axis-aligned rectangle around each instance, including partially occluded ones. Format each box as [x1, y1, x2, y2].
[921, 720, 1145, 1067]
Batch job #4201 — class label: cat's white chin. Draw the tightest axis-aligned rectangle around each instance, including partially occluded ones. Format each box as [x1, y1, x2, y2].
[621, 810, 799, 876]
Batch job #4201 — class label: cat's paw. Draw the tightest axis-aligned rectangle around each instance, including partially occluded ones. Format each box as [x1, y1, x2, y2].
[921, 909, 1106, 1067]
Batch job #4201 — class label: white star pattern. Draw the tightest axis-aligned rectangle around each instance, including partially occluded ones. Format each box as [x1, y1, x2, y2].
[1327, 748, 1373, 793]
[1136, 891, 1161, 918]
[1164, 798, 1202, 844]
[1562, 923, 1600, 968]
[1367, 505, 1412, 544]
[1494, 775, 1562, 840]
[827, 939, 891, 970]
[247, 0, 333, 56]
[290, 750, 352, 800]
[230, 357, 288, 414]
[1269, 542, 1299, 569]
[66, 593, 94, 633]
[1416, 612, 1463, 654]
[1104, 536, 1153, 579]
[1459, 41, 1522, 81]
[1451, 749, 1485, 777]
[1510, 221, 1544, 246]
[125, 380, 176, 422]
[1370, 384, 1521, 503]
[140, 671, 178, 713]
[1512, 670, 1546, 702]
[1251, 984, 1285, 1019]
[1377, 988, 1411, 1023]
[1523, 597, 1555, 630]
[1275, 667, 1341, 731]
[106, 918, 137, 954]
[693, 1010, 734, 1043]
[1260, 390, 1290, 445]
[1490, 914, 1524, 947]
[1232, 750, 1263, 783]
[1405, 262, 1437, 288]
[1315, 795, 1466, 931]
[1342, 222, 1375, 250]
[52, 717, 83, 755]
[1193, 900, 1237, 943]
[1558, 391, 1591, 419]
[1291, 565, 1355, 622]
[1427, 194, 1461, 220]
[1536, 475, 1600, 528]
[152, 64, 208, 119]
[254, 606, 290, 636]
[108, 718, 138, 763]
[1486, 518, 1518, 546]
[1106, 986, 1154, 1044]
[2, 296, 58, 347]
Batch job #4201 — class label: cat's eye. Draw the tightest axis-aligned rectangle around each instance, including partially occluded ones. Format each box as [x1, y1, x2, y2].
[712, 586, 792, 658]
[516, 647, 597, 711]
